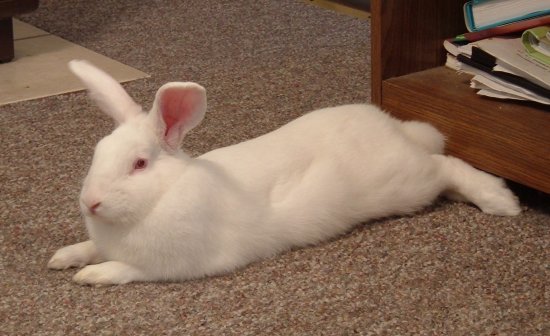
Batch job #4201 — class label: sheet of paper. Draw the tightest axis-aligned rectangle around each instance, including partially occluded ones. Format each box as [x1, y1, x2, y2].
[476, 37, 550, 89]
[471, 75, 550, 105]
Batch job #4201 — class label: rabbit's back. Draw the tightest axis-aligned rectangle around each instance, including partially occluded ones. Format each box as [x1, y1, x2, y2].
[199, 104, 445, 249]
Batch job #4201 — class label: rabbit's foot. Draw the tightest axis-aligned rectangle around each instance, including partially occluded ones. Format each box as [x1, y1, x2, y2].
[474, 181, 521, 216]
[73, 261, 147, 285]
[434, 155, 521, 217]
[48, 240, 103, 270]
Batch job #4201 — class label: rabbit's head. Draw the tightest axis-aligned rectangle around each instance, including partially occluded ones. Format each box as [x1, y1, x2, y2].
[69, 60, 206, 223]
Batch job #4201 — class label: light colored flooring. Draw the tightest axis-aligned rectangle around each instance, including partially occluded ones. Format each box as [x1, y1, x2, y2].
[304, 0, 370, 19]
[0, 20, 148, 106]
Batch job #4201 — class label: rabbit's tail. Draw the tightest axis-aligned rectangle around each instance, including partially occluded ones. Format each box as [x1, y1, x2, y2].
[433, 155, 521, 216]
[400, 120, 445, 154]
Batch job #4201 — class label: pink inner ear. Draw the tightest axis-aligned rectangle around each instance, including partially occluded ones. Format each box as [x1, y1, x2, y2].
[160, 88, 195, 137]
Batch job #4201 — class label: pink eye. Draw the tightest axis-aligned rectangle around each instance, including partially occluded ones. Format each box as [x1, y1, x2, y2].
[133, 158, 148, 170]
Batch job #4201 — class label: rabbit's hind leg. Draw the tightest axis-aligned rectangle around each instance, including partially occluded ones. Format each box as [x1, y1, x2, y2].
[432, 154, 520, 216]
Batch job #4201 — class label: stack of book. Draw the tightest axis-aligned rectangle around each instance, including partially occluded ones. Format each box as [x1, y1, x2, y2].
[444, 0, 550, 105]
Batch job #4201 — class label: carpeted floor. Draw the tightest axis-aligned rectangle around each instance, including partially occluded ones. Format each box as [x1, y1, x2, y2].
[1, 1, 548, 335]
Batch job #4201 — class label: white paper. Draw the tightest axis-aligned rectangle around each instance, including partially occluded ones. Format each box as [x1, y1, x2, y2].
[472, 75, 550, 105]
[444, 54, 550, 105]
[477, 88, 527, 101]
[476, 37, 550, 89]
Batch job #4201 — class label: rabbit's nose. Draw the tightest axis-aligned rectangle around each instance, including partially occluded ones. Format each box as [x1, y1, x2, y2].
[89, 202, 101, 215]
[90, 202, 101, 214]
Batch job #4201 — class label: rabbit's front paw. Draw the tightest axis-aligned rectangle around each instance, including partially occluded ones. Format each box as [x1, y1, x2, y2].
[48, 241, 100, 270]
[73, 261, 147, 285]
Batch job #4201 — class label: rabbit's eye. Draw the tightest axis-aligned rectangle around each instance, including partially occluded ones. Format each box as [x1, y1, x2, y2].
[133, 158, 148, 171]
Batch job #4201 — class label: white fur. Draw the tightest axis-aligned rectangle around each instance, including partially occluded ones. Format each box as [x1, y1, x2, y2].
[48, 60, 521, 285]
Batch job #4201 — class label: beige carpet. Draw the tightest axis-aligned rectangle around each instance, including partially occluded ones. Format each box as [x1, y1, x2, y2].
[1, 1, 548, 335]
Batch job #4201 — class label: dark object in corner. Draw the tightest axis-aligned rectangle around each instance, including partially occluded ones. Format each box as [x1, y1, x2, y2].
[0, 0, 39, 63]
[311, 0, 370, 11]
[336, 0, 370, 11]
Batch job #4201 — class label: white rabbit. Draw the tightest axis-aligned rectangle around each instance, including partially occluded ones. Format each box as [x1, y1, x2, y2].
[48, 60, 521, 285]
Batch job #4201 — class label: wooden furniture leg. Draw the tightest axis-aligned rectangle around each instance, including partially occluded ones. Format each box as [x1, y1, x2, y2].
[0, 0, 40, 63]
[0, 17, 14, 63]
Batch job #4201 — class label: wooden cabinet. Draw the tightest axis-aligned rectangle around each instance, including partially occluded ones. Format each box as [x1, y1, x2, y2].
[371, 0, 550, 193]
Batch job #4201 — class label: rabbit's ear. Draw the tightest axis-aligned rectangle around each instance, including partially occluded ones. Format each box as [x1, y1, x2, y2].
[68, 60, 142, 124]
[150, 82, 206, 152]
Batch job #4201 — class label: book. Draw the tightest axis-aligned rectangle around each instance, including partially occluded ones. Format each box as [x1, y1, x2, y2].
[522, 26, 550, 65]
[452, 15, 550, 43]
[464, 0, 550, 32]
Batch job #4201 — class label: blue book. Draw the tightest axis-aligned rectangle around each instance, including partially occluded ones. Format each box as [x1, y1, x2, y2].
[464, 0, 550, 32]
